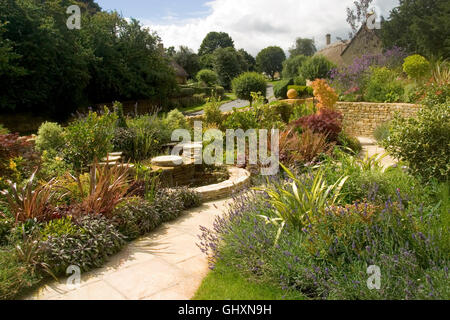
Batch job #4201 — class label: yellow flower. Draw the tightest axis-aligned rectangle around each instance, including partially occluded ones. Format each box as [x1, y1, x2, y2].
[55, 156, 63, 161]
[9, 159, 17, 171]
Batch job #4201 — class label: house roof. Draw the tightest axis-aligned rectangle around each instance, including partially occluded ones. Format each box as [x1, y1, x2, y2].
[170, 60, 188, 78]
[315, 40, 350, 66]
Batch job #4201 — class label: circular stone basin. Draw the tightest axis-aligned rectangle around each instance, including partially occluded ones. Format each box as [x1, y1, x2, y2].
[151, 155, 183, 167]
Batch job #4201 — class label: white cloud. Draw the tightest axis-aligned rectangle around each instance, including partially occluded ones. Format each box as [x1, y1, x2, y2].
[145, 0, 398, 56]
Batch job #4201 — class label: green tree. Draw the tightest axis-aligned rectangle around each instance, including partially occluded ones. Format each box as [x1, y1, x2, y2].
[288, 38, 317, 57]
[199, 31, 234, 56]
[232, 72, 267, 106]
[213, 47, 242, 89]
[174, 46, 200, 79]
[298, 56, 335, 80]
[382, 0, 450, 59]
[256, 46, 286, 80]
[282, 55, 308, 79]
[237, 49, 256, 71]
[196, 69, 218, 86]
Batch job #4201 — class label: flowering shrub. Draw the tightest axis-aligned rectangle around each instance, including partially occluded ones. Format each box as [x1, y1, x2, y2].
[311, 79, 338, 110]
[198, 177, 449, 300]
[291, 108, 343, 142]
[330, 46, 407, 97]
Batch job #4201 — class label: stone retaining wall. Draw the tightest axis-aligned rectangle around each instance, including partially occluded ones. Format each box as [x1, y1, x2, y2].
[335, 102, 421, 137]
[194, 167, 251, 202]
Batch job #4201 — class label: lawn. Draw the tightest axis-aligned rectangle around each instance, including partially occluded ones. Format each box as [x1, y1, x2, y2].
[193, 261, 305, 300]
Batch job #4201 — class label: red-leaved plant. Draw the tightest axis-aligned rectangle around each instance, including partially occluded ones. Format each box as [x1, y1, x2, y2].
[291, 108, 343, 142]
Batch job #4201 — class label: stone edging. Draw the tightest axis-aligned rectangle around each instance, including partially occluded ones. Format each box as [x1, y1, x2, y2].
[194, 167, 251, 202]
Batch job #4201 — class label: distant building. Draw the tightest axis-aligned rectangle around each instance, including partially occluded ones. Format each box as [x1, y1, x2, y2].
[170, 60, 188, 84]
[316, 23, 383, 67]
[158, 43, 189, 84]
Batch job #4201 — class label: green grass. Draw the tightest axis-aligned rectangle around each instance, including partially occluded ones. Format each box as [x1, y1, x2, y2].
[193, 261, 305, 300]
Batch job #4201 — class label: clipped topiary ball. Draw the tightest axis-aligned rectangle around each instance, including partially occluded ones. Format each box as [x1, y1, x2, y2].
[287, 89, 298, 99]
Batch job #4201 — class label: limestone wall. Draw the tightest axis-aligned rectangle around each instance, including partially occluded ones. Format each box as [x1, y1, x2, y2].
[335, 102, 421, 137]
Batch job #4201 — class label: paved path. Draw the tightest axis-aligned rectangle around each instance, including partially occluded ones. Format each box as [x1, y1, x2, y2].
[28, 199, 232, 300]
[190, 84, 276, 116]
[358, 136, 397, 168]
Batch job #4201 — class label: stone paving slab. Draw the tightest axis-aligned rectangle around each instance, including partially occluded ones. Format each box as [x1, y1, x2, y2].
[27, 199, 231, 300]
[357, 137, 397, 168]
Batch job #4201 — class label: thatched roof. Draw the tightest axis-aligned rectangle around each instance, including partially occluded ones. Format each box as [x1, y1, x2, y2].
[170, 60, 188, 78]
[315, 40, 349, 66]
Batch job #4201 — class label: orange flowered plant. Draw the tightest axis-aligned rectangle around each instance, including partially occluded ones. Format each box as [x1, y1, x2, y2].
[311, 79, 338, 111]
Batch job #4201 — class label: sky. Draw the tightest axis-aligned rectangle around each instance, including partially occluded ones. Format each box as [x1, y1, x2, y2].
[96, 0, 400, 56]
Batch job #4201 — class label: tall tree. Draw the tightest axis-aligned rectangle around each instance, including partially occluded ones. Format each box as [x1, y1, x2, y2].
[198, 31, 234, 56]
[213, 47, 241, 89]
[256, 46, 286, 80]
[382, 0, 450, 59]
[346, 0, 374, 38]
[289, 38, 317, 57]
[237, 49, 256, 71]
[173, 46, 200, 79]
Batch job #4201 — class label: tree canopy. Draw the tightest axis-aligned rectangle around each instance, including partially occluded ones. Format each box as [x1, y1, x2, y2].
[173, 46, 201, 79]
[289, 38, 317, 57]
[0, 0, 177, 118]
[381, 0, 450, 59]
[198, 31, 235, 56]
[256, 46, 286, 80]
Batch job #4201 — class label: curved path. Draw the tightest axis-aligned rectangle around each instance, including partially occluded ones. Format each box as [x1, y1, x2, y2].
[190, 84, 276, 116]
[28, 199, 232, 300]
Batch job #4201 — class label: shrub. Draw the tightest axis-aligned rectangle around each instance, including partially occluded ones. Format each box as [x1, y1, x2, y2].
[204, 96, 224, 127]
[279, 128, 332, 166]
[273, 79, 293, 99]
[266, 101, 293, 123]
[384, 103, 449, 181]
[223, 109, 259, 131]
[364, 67, 404, 103]
[1, 170, 63, 223]
[112, 127, 136, 160]
[337, 132, 362, 154]
[199, 175, 449, 300]
[152, 189, 184, 222]
[178, 87, 195, 97]
[173, 187, 202, 209]
[41, 215, 125, 274]
[164, 109, 190, 132]
[403, 54, 430, 81]
[214, 86, 225, 97]
[74, 163, 131, 218]
[287, 85, 314, 98]
[196, 69, 219, 86]
[289, 102, 316, 122]
[63, 108, 117, 171]
[291, 108, 343, 142]
[298, 56, 335, 80]
[113, 101, 128, 129]
[127, 114, 171, 161]
[293, 75, 306, 86]
[311, 79, 338, 110]
[37, 150, 74, 182]
[112, 197, 161, 240]
[282, 55, 308, 79]
[0, 245, 43, 300]
[232, 72, 267, 106]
